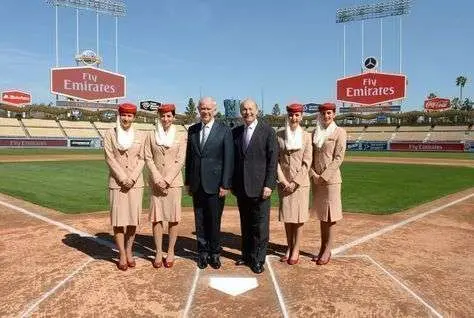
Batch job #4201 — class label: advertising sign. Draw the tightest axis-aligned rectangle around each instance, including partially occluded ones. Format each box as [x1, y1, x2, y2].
[0, 138, 67, 147]
[51, 66, 126, 101]
[424, 98, 451, 112]
[1, 90, 31, 106]
[390, 142, 464, 152]
[346, 141, 388, 151]
[337, 72, 406, 106]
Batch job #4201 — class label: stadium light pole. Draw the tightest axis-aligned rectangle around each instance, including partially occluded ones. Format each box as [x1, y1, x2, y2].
[46, 0, 126, 70]
[336, 0, 411, 74]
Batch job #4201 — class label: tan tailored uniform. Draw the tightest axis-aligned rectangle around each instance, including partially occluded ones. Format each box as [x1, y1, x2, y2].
[104, 128, 145, 227]
[310, 127, 347, 222]
[145, 128, 187, 222]
[276, 130, 313, 223]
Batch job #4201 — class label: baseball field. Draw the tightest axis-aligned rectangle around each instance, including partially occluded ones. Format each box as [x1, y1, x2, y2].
[0, 149, 473, 317]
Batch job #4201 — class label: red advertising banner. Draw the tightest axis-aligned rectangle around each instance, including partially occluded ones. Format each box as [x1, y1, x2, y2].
[424, 98, 451, 111]
[1, 90, 31, 106]
[0, 138, 67, 147]
[390, 142, 464, 152]
[51, 67, 126, 101]
[337, 72, 406, 106]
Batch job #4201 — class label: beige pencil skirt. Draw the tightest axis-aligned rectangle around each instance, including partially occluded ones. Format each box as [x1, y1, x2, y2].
[278, 185, 310, 223]
[149, 187, 182, 223]
[109, 187, 143, 227]
[311, 183, 343, 222]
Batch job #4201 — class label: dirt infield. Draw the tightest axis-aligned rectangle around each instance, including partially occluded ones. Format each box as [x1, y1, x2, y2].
[1, 188, 473, 317]
[0, 153, 472, 167]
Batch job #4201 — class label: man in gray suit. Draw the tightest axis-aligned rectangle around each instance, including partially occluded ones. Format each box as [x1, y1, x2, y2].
[185, 97, 234, 269]
[232, 98, 278, 274]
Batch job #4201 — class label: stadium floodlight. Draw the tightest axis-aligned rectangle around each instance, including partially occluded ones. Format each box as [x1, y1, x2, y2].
[46, 0, 126, 16]
[336, 0, 411, 23]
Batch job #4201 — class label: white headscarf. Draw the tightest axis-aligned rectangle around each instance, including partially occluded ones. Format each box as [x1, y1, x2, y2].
[155, 122, 176, 148]
[285, 123, 303, 150]
[313, 118, 337, 148]
[116, 116, 135, 151]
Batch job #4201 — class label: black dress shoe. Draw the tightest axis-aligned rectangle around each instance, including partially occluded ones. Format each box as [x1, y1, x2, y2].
[197, 256, 208, 269]
[209, 255, 221, 269]
[235, 259, 247, 266]
[250, 262, 264, 274]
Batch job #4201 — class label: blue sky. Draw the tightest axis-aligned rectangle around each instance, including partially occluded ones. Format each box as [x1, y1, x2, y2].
[0, 0, 473, 113]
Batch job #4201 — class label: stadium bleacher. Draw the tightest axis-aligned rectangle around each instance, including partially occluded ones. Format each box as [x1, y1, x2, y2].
[1, 117, 472, 143]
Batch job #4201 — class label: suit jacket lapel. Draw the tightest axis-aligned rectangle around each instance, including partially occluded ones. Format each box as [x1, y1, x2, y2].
[201, 122, 218, 154]
[244, 121, 261, 154]
[192, 125, 202, 155]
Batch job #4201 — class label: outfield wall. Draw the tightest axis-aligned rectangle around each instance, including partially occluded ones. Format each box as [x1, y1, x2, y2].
[0, 137, 472, 153]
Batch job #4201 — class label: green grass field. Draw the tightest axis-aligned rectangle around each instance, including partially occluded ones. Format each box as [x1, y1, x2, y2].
[0, 160, 472, 214]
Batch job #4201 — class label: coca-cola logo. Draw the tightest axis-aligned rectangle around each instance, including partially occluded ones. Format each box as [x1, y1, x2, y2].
[424, 98, 450, 111]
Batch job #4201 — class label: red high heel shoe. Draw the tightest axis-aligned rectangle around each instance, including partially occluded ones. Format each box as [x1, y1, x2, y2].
[287, 257, 299, 265]
[127, 259, 136, 268]
[117, 262, 128, 271]
[316, 252, 331, 265]
[164, 257, 174, 268]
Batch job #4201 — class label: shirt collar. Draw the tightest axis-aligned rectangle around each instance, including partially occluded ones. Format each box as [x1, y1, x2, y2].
[201, 118, 215, 129]
[246, 119, 258, 130]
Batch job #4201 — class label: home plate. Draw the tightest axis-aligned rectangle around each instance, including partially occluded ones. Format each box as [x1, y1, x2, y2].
[209, 276, 259, 296]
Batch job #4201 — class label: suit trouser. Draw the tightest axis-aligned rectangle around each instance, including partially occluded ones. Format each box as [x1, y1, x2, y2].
[236, 195, 270, 265]
[192, 186, 225, 257]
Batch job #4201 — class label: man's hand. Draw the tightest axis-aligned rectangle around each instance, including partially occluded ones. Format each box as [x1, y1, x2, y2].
[262, 187, 272, 200]
[219, 187, 228, 198]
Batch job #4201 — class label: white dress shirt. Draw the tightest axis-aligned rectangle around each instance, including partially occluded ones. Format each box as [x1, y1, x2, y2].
[244, 119, 258, 150]
[200, 118, 215, 147]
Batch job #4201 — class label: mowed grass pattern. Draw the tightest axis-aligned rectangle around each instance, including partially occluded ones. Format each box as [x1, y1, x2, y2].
[0, 161, 472, 214]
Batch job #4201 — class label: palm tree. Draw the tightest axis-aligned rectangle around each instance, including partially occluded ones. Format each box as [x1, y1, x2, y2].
[456, 76, 467, 101]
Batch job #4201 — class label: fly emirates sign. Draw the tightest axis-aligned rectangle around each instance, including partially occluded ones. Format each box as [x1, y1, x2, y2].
[337, 72, 406, 106]
[51, 66, 126, 101]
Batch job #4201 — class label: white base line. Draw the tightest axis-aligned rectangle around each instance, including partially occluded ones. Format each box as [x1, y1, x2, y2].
[19, 257, 94, 318]
[266, 256, 290, 318]
[0, 200, 153, 258]
[0, 200, 116, 251]
[332, 193, 474, 255]
[182, 268, 200, 318]
[363, 255, 443, 318]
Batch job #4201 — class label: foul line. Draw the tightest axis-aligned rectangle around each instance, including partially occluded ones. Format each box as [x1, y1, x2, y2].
[19, 257, 94, 317]
[266, 256, 290, 318]
[182, 268, 200, 318]
[332, 192, 474, 255]
[363, 255, 443, 318]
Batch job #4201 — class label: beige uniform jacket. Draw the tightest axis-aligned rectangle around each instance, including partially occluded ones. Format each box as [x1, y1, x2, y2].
[276, 130, 313, 187]
[310, 127, 347, 184]
[145, 129, 187, 188]
[104, 128, 146, 189]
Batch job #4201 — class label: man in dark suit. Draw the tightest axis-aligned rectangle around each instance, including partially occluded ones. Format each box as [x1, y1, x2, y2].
[232, 98, 278, 274]
[185, 96, 234, 269]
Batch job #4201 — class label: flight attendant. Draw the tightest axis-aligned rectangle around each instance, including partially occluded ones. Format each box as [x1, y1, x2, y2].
[310, 102, 347, 265]
[145, 104, 187, 269]
[276, 103, 312, 265]
[104, 102, 146, 271]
